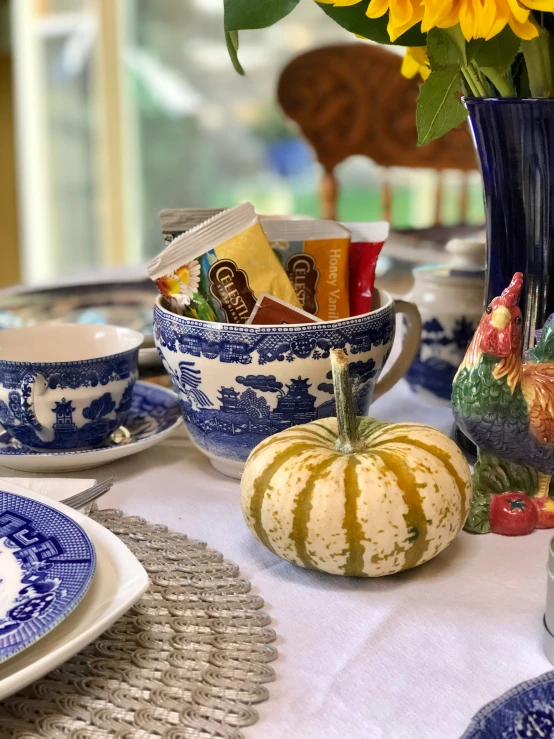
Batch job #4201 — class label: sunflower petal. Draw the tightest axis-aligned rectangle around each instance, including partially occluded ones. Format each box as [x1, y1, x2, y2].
[366, 0, 390, 19]
[401, 46, 430, 79]
[506, 0, 530, 23]
[508, 15, 539, 39]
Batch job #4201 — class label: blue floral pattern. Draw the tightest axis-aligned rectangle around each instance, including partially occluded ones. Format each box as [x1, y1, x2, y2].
[154, 303, 395, 464]
[0, 382, 181, 458]
[405, 315, 477, 401]
[0, 349, 139, 450]
[0, 353, 137, 390]
[462, 671, 554, 739]
[0, 492, 95, 663]
[154, 304, 394, 365]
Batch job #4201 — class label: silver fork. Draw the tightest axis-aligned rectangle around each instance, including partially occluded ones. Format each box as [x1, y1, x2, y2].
[61, 476, 115, 510]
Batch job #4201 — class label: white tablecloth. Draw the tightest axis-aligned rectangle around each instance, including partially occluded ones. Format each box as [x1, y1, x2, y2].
[2, 379, 552, 739]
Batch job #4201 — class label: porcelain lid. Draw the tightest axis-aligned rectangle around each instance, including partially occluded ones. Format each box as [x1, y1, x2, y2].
[445, 237, 486, 269]
[413, 237, 485, 288]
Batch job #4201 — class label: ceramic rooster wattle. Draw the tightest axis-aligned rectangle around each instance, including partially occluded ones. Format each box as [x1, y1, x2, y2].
[452, 272, 554, 534]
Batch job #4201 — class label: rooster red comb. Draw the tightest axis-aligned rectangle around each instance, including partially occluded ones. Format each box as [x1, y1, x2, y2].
[498, 272, 523, 308]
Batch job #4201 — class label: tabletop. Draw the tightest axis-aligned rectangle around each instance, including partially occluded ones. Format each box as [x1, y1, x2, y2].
[1, 379, 552, 739]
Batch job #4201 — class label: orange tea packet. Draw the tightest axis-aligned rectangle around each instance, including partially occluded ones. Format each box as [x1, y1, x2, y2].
[159, 208, 224, 245]
[148, 203, 301, 324]
[261, 219, 351, 321]
[246, 293, 323, 326]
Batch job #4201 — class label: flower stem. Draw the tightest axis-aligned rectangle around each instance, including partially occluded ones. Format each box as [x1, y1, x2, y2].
[480, 67, 517, 97]
[461, 66, 479, 96]
[522, 22, 554, 97]
[475, 65, 494, 96]
[462, 65, 487, 97]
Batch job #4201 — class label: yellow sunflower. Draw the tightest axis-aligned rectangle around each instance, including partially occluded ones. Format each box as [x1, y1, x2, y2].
[316, 0, 554, 41]
[401, 46, 431, 80]
[317, 0, 424, 41]
[420, 0, 547, 40]
[366, 0, 425, 40]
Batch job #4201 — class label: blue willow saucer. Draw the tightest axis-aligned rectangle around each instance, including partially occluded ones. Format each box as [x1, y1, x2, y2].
[0, 492, 96, 663]
[0, 382, 181, 459]
[462, 671, 554, 738]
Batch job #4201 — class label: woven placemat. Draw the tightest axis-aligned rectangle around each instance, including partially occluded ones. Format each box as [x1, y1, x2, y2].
[0, 508, 277, 739]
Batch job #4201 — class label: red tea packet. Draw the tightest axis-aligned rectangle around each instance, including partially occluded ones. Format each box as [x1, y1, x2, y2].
[343, 222, 389, 316]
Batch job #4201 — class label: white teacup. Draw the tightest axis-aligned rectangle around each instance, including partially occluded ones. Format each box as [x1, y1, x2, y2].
[0, 324, 143, 451]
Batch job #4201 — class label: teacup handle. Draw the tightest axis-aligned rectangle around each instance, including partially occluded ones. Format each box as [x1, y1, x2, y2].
[19, 373, 54, 442]
[372, 300, 422, 402]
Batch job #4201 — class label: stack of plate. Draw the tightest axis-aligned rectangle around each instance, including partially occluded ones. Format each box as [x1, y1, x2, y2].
[0, 279, 163, 378]
[0, 479, 149, 699]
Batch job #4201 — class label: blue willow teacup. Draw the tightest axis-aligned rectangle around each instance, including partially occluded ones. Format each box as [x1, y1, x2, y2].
[0, 324, 143, 451]
[154, 292, 421, 478]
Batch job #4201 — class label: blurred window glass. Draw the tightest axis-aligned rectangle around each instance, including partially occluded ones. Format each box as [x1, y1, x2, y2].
[11, 0, 483, 285]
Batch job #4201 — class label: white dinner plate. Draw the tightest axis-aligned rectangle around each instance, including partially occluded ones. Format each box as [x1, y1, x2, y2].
[0, 480, 149, 700]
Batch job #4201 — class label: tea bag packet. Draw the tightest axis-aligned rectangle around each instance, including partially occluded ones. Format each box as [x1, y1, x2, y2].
[160, 208, 225, 245]
[148, 202, 301, 324]
[261, 219, 351, 321]
[343, 222, 389, 316]
[246, 293, 323, 325]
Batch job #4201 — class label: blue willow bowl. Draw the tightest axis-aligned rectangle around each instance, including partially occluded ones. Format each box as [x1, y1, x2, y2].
[154, 293, 421, 478]
[0, 324, 143, 451]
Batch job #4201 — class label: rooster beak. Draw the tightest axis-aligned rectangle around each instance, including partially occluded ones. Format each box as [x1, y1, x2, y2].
[491, 306, 511, 330]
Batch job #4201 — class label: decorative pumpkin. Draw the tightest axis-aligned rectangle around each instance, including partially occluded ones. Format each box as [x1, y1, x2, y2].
[240, 349, 473, 577]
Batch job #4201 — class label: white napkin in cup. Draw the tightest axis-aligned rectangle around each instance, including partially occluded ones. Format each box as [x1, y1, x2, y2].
[0, 477, 96, 504]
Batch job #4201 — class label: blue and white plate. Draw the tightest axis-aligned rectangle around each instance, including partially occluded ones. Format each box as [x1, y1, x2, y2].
[0, 382, 182, 473]
[0, 279, 157, 334]
[462, 671, 554, 738]
[0, 492, 96, 664]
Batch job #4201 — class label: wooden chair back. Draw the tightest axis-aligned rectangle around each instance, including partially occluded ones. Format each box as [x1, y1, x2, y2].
[277, 43, 477, 221]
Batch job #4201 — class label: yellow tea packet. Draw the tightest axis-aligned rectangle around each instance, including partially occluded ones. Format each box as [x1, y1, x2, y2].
[159, 208, 224, 245]
[262, 219, 351, 321]
[148, 203, 301, 324]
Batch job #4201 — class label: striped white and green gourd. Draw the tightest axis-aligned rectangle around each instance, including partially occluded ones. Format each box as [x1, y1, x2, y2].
[240, 349, 472, 577]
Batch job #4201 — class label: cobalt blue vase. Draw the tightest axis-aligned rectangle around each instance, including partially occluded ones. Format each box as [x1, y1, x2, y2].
[465, 98, 554, 351]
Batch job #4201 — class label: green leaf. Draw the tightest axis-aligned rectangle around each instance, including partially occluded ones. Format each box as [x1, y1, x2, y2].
[467, 39, 484, 63]
[315, 3, 426, 47]
[427, 27, 466, 70]
[512, 52, 530, 97]
[225, 30, 244, 75]
[469, 26, 520, 68]
[473, 453, 538, 498]
[465, 452, 541, 533]
[442, 25, 468, 64]
[464, 492, 491, 534]
[416, 67, 467, 145]
[224, 0, 300, 31]
[479, 67, 516, 96]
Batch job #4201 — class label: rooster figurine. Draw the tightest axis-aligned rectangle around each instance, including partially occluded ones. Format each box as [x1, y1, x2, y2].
[452, 272, 554, 534]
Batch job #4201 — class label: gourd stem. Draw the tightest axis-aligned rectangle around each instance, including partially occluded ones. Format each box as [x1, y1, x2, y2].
[330, 349, 363, 454]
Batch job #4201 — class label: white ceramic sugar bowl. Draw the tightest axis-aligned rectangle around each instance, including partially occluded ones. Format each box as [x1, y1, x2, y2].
[404, 238, 485, 405]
